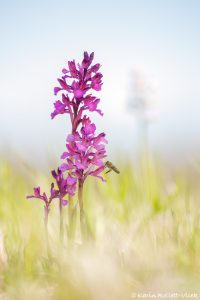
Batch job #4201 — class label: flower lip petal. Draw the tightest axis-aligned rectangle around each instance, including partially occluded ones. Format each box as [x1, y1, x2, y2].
[66, 175, 77, 185]
[34, 187, 41, 197]
[90, 165, 105, 176]
[51, 170, 57, 179]
[59, 163, 70, 172]
[76, 143, 87, 151]
[75, 162, 86, 170]
[66, 134, 75, 142]
[60, 152, 70, 159]
[54, 87, 62, 95]
[62, 199, 68, 206]
[74, 89, 85, 99]
[62, 68, 69, 74]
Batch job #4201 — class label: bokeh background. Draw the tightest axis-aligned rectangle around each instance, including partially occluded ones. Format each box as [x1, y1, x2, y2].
[1, 0, 200, 168]
[1, 1, 200, 299]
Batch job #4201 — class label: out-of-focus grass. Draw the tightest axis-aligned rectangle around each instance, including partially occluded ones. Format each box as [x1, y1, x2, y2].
[0, 157, 200, 299]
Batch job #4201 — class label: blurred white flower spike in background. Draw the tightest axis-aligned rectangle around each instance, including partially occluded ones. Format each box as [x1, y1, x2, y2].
[127, 69, 158, 155]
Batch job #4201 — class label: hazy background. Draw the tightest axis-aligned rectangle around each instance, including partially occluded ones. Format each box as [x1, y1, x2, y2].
[1, 0, 200, 168]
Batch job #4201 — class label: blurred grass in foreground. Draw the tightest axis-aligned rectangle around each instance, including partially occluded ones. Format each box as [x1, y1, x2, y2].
[0, 157, 200, 299]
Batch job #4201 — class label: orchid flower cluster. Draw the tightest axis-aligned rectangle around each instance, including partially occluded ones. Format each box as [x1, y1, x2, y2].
[27, 51, 107, 233]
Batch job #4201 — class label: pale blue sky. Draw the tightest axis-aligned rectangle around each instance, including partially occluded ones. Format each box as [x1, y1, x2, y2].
[0, 0, 200, 166]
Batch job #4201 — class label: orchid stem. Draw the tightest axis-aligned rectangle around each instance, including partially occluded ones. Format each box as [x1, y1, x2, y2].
[78, 179, 84, 220]
[44, 206, 51, 258]
[59, 198, 64, 245]
[78, 179, 85, 239]
[68, 195, 76, 241]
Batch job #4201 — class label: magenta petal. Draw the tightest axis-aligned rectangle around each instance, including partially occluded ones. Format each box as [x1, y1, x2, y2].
[66, 143, 75, 154]
[26, 195, 35, 199]
[62, 68, 69, 74]
[90, 165, 105, 176]
[59, 163, 70, 172]
[66, 134, 75, 142]
[82, 51, 94, 68]
[66, 175, 76, 185]
[54, 87, 62, 95]
[94, 144, 105, 151]
[66, 158, 74, 167]
[88, 103, 96, 111]
[75, 162, 86, 170]
[51, 170, 57, 179]
[96, 109, 103, 116]
[68, 60, 78, 78]
[91, 63, 101, 73]
[94, 159, 104, 167]
[58, 78, 68, 90]
[95, 175, 106, 182]
[88, 99, 100, 110]
[34, 187, 40, 197]
[74, 89, 85, 99]
[62, 199, 68, 206]
[67, 190, 75, 196]
[60, 152, 70, 159]
[84, 123, 96, 135]
[55, 100, 66, 111]
[92, 83, 102, 91]
[51, 111, 57, 119]
[76, 143, 87, 151]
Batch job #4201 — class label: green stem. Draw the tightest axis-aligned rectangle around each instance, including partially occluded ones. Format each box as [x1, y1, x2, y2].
[67, 194, 77, 242]
[59, 198, 64, 245]
[78, 179, 87, 241]
[68, 195, 73, 219]
[44, 206, 50, 258]
[78, 179, 84, 223]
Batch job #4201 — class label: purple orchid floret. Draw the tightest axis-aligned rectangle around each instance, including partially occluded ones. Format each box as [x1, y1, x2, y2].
[83, 95, 103, 116]
[82, 51, 94, 69]
[27, 186, 48, 203]
[51, 168, 77, 197]
[60, 116, 107, 183]
[51, 51, 103, 124]
[26, 168, 77, 209]
[26, 184, 61, 214]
